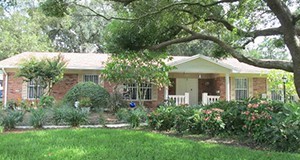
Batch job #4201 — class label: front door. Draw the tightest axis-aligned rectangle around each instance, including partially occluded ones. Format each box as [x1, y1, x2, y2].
[176, 78, 198, 105]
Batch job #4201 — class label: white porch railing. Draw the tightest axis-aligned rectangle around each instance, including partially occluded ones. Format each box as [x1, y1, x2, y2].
[168, 92, 189, 106]
[202, 92, 220, 105]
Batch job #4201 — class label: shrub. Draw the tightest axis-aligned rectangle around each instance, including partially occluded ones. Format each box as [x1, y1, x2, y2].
[64, 107, 89, 127]
[52, 106, 68, 125]
[29, 108, 47, 128]
[107, 92, 128, 112]
[191, 108, 225, 136]
[148, 106, 176, 131]
[128, 107, 148, 128]
[240, 100, 273, 141]
[63, 82, 110, 109]
[79, 97, 93, 108]
[39, 96, 55, 108]
[263, 103, 300, 152]
[0, 110, 24, 130]
[116, 107, 148, 128]
[116, 108, 131, 122]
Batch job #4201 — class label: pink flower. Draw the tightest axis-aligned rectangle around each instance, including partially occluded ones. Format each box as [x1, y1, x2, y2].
[204, 117, 210, 121]
[252, 104, 259, 108]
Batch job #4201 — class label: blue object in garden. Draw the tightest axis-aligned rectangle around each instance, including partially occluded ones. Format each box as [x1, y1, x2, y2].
[129, 102, 136, 108]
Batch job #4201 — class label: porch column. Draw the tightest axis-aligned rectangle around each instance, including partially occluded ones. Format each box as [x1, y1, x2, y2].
[226, 73, 230, 101]
[164, 86, 169, 101]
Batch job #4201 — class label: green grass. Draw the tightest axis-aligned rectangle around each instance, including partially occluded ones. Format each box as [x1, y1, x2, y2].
[0, 129, 299, 160]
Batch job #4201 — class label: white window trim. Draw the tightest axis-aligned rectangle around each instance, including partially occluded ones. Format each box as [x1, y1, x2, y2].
[235, 77, 249, 100]
[123, 83, 152, 101]
[27, 80, 44, 100]
[83, 74, 99, 84]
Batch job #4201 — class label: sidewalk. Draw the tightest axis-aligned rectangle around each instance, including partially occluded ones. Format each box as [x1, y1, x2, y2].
[15, 123, 147, 129]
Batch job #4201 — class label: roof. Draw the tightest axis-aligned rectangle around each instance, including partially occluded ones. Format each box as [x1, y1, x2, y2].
[0, 52, 109, 70]
[0, 52, 270, 74]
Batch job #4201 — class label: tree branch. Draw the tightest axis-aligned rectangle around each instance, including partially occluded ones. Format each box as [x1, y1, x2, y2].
[149, 26, 293, 72]
[293, 13, 300, 24]
[74, 0, 239, 21]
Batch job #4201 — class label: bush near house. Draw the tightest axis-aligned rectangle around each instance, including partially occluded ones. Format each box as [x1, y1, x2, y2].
[63, 82, 110, 110]
[149, 99, 300, 152]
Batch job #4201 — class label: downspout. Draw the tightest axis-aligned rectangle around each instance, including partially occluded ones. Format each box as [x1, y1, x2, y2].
[2, 68, 8, 107]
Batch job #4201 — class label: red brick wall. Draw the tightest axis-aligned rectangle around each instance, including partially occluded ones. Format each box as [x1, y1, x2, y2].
[52, 74, 79, 100]
[168, 78, 176, 95]
[5, 72, 23, 102]
[198, 79, 216, 101]
[144, 88, 164, 110]
[215, 77, 226, 100]
[253, 78, 267, 97]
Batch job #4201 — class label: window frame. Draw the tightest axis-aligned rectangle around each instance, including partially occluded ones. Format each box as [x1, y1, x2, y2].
[83, 74, 99, 84]
[27, 80, 44, 99]
[123, 83, 152, 101]
[235, 78, 249, 100]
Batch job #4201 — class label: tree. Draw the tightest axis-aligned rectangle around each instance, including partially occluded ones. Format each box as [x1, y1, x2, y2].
[0, 2, 53, 60]
[17, 54, 67, 103]
[38, 0, 300, 97]
[40, 0, 110, 53]
[101, 51, 173, 105]
[104, 0, 300, 96]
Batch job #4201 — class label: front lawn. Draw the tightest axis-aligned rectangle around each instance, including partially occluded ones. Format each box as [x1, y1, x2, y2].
[0, 129, 299, 160]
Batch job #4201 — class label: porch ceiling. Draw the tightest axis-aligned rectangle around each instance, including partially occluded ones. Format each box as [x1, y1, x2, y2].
[171, 57, 232, 73]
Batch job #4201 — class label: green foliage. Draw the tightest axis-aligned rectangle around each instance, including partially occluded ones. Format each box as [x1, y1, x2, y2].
[102, 51, 173, 105]
[40, 0, 69, 17]
[64, 108, 89, 127]
[263, 103, 300, 152]
[128, 107, 148, 128]
[0, 9, 53, 60]
[63, 82, 110, 109]
[116, 108, 130, 122]
[52, 105, 88, 127]
[116, 107, 148, 128]
[79, 97, 92, 108]
[0, 110, 24, 130]
[17, 54, 67, 99]
[107, 92, 128, 112]
[52, 106, 68, 125]
[267, 70, 296, 100]
[148, 106, 177, 131]
[39, 96, 55, 108]
[29, 108, 47, 128]
[193, 108, 225, 136]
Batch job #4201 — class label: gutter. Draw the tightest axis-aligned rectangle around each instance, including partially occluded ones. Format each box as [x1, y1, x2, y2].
[2, 68, 8, 107]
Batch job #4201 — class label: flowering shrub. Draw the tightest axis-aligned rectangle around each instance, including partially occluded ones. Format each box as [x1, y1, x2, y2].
[240, 100, 273, 141]
[148, 106, 178, 131]
[192, 108, 225, 136]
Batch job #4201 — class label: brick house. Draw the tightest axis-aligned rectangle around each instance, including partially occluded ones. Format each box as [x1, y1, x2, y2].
[0, 52, 272, 108]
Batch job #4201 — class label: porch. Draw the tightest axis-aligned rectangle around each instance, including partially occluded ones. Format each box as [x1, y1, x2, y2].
[165, 73, 231, 106]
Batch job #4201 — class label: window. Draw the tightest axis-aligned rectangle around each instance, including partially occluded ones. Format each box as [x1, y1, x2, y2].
[123, 83, 152, 100]
[235, 78, 248, 100]
[84, 75, 99, 84]
[28, 80, 44, 99]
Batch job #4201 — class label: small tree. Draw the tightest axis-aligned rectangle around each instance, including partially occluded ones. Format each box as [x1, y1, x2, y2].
[17, 54, 67, 104]
[102, 51, 174, 105]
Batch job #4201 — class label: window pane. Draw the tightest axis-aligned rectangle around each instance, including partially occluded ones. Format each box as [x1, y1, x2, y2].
[84, 75, 99, 84]
[28, 80, 44, 99]
[123, 83, 152, 100]
[235, 78, 248, 100]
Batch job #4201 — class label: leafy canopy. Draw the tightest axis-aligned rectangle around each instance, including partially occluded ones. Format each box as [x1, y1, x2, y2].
[102, 51, 174, 88]
[17, 54, 67, 97]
